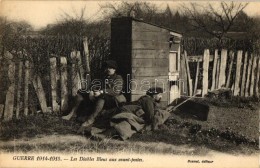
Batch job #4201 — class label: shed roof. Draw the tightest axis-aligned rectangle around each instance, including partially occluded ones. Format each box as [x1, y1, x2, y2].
[112, 17, 183, 38]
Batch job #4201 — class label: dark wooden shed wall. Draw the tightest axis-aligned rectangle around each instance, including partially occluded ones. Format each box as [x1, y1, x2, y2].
[111, 18, 179, 105]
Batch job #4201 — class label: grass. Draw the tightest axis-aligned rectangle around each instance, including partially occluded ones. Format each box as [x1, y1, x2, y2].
[0, 97, 259, 155]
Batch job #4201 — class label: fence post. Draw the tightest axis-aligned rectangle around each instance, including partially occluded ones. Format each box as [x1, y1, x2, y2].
[250, 54, 257, 96]
[215, 58, 220, 89]
[83, 37, 91, 75]
[218, 49, 227, 88]
[60, 57, 68, 112]
[70, 51, 81, 96]
[24, 60, 30, 116]
[226, 51, 234, 88]
[184, 51, 193, 96]
[83, 38, 91, 90]
[50, 57, 59, 113]
[240, 52, 248, 97]
[32, 75, 49, 113]
[245, 54, 253, 97]
[211, 50, 218, 91]
[193, 61, 200, 96]
[15, 60, 23, 119]
[255, 57, 260, 98]
[234, 51, 243, 96]
[4, 52, 16, 121]
[202, 49, 210, 97]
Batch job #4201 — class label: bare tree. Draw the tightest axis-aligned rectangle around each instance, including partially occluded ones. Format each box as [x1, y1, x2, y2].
[100, 2, 159, 21]
[181, 2, 249, 39]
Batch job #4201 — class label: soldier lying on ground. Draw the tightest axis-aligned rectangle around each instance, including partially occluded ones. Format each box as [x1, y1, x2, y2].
[62, 60, 126, 133]
[86, 87, 172, 140]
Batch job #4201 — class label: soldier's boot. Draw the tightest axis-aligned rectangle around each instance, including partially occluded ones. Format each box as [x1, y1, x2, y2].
[77, 98, 105, 134]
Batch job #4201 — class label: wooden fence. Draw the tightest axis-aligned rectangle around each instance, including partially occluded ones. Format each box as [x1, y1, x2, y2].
[183, 49, 260, 98]
[0, 39, 91, 121]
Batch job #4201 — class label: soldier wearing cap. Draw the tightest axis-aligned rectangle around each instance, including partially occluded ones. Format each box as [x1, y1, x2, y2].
[62, 60, 126, 131]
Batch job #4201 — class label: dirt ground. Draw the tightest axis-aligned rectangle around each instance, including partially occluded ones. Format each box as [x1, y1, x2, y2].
[0, 98, 259, 155]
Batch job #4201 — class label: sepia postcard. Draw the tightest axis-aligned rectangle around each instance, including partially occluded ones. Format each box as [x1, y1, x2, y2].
[0, 0, 259, 168]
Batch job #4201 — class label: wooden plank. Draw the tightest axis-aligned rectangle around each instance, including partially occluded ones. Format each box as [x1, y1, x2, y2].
[240, 52, 248, 97]
[180, 54, 188, 96]
[215, 58, 220, 89]
[169, 52, 177, 72]
[132, 40, 169, 50]
[15, 61, 23, 119]
[24, 60, 29, 116]
[193, 61, 200, 96]
[255, 57, 260, 98]
[184, 51, 193, 96]
[50, 57, 59, 113]
[218, 49, 227, 88]
[234, 51, 243, 96]
[187, 55, 214, 62]
[132, 58, 168, 68]
[250, 54, 257, 96]
[132, 31, 169, 41]
[177, 45, 181, 72]
[211, 50, 218, 91]
[32, 75, 49, 113]
[60, 57, 68, 112]
[4, 52, 15, 121]
[83, 38, 91, 74]
[132, 49, 168, 59]
[132, 21, 165, 32]
[70, 51, 81, 96]
[245, 54, 253, 97]
[202, 49, 210, 97]
[0, 104, 4, 118]
[132, 67, 168, 77]
[225, 51, 234, 88]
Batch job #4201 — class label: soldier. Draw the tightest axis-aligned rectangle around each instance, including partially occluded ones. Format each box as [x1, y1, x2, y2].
[91, 87, 171, 140]
[62, 60, 126, 132]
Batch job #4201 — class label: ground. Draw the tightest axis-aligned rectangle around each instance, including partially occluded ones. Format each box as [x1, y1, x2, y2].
[0, 97, 259, 155]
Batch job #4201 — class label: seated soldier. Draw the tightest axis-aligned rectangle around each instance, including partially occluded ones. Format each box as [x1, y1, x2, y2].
[90, 87, 172, 140]
[62, 60, 126, 131]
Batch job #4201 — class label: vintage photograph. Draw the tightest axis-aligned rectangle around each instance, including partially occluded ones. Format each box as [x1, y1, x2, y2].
[0, 1, 259, 167]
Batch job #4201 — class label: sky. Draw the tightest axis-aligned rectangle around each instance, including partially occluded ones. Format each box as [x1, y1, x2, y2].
[1, 1, 260, 30]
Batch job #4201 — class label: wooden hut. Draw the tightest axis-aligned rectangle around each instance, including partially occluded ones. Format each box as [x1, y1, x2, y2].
[111, 17, 182, 106]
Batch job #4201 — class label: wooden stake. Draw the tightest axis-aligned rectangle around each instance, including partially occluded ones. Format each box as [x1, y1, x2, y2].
[202, 49, 210, 97]
[4, 52, 15, 121]
[226, 51, 234, 88]
[180, 54, 188, 96]
[50, 57, 59, 113]
[60, 57, 68, 112]
[211, 50, 218, 91]
[250, 54, 257, 96]
[24, 60, 30, 116]
[32, 75, 49, 113]
[218, 49, 227, 88]
[240, 52, 248, 97]
[215, 57, 220, 89]
[83, 37, 91, 74]
[245, 54, 253, 97]
[15, 61, 23, 119]
[255, 57, 260, 98]
[234, 51, 243, 96]
[193, 61, 200, 96]
[70, 51, 80, 96]
[184, 51, 193, 96]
